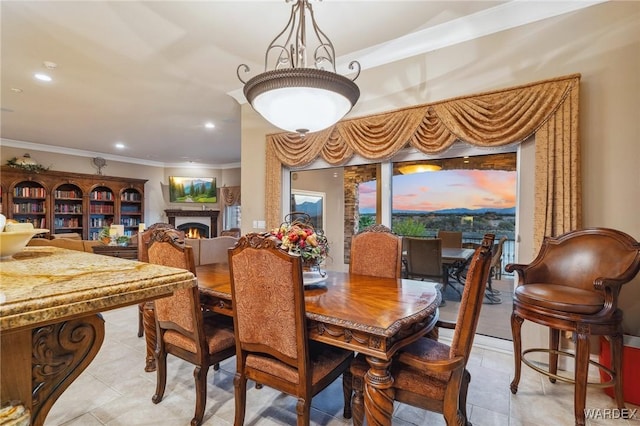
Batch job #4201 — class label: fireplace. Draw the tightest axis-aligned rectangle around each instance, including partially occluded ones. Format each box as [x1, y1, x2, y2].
[178, 222, 210, 239]
[164, 209, 219, 237]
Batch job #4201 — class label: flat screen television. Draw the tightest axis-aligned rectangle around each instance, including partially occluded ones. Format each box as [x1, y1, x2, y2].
[168, 176, 217, 203]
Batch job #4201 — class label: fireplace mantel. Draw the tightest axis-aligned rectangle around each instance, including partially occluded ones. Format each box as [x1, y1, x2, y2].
[164, 209, 219, 237]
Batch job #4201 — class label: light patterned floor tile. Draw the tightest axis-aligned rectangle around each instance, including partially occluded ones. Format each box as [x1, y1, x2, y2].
[44, 305, 640, 426]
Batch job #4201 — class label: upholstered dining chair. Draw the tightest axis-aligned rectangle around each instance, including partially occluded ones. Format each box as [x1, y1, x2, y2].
[404, 237, 444, 282]
[350, 234, 494, 426]
[147, 226, 236, 426]
[507, 227, 640, 426]
[137, 222, 180, 371]
[437, 230, 462, 248]
[350, 224, 402, 279]
[228, 233, 354, 426]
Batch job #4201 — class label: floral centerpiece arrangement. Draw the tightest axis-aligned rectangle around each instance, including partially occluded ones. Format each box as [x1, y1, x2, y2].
[270, 213, 329, 270]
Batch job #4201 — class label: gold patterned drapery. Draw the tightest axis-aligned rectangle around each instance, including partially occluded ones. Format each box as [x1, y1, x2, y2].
[265, 74, 582, 251]
[221, 186, 241, 206]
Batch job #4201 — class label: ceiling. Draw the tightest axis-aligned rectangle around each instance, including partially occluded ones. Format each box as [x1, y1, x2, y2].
[0, 1, 601, 168]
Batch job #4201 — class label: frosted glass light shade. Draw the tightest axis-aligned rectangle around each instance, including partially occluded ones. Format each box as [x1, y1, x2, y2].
[244, 68, 359, 135]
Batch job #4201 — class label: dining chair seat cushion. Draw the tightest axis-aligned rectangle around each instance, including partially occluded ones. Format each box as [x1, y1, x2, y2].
[514, 284, 604, 314]
[246, 342, 353, 385]
[163, 321, 235, 354]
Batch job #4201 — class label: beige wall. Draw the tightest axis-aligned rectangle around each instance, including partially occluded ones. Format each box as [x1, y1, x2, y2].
[241, 2, 640, 334]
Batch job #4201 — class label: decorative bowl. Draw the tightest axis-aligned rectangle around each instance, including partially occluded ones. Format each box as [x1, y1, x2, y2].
[0, 229, 49, 259]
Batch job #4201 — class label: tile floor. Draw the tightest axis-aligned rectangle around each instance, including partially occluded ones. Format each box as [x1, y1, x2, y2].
[46, 306, 639, 425]
[439, 277, 515, 341]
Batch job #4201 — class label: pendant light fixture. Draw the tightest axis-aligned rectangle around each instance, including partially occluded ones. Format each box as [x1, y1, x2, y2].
[397, 163, 443, 175]
[237, 0, 360, 136]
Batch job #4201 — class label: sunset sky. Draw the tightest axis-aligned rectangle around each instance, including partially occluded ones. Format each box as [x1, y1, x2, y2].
[359, 169, 517, 213]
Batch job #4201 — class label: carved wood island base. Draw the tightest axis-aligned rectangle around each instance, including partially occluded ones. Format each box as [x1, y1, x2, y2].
[0, 247, 195, 425]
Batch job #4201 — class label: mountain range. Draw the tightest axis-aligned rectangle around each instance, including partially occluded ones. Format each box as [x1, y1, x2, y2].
[361, 207, 516, 215]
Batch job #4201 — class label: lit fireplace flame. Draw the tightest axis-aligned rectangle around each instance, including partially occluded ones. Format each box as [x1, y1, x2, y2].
[186, 228, 203, 239]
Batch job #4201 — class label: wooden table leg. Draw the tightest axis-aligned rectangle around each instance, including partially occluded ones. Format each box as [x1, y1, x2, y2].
[364, 356, 395, 426]
[0, 330, 32, 411]
[1, 314, 105, 426]
[142, 301, 157, 372]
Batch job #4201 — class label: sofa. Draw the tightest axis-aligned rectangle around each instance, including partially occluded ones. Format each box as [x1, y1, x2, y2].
[185, 236, 238, 266]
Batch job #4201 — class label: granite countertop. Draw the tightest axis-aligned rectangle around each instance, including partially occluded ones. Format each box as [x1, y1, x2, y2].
[0, 246, 195, 332]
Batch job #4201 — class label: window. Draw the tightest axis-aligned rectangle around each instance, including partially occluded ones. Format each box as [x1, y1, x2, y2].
[286, 143, 518, 266]
[224, 205, 241, 229]
[391, 153, 517, 245]
[290, 189, 326, 231]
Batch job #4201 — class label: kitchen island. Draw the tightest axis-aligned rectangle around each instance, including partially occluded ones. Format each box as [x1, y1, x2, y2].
[0, 246, 195, 425]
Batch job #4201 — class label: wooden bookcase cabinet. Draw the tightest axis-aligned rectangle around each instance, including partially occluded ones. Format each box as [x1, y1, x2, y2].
[1, 166, 146, 240]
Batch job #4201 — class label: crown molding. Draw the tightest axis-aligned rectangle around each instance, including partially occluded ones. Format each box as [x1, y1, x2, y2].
[0, 138, 241, 170]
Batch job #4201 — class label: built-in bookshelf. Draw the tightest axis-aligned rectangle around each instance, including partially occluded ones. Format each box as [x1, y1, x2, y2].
[53, 183, 83, 235]
[11, 180, 47, 228]
[1, 167, 146, 239]
[89, 186, 115, 240]
[120, 188, 143, 237]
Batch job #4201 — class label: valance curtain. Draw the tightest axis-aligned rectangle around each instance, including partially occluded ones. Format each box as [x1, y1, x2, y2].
[265, 74, 581, 250]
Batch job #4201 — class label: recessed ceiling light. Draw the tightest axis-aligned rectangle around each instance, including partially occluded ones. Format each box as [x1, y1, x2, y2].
[43, 61, 58, 70]
[10, 88, 23, 93]
[34, 73, 52, 82]
[204, 122, 215, 129]
[115, 142, 125, 149]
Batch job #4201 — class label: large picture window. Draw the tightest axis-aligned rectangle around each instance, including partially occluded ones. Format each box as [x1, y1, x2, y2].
[389, 153, 516, 244]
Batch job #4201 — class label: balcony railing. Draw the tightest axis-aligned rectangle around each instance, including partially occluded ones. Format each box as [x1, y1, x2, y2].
[461, 236, 515, 277]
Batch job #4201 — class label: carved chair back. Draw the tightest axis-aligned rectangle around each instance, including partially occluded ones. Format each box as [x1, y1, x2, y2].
[137, 222, 181, 263]
[146, 225, 235, 426]
[147, 228, 199, 341]
[449, 234, 495, 361]
[349, 224, 402, 279]
[228, 233, 353, 425]
[349, 234, 495, 426]
[229, 233, 306, 365]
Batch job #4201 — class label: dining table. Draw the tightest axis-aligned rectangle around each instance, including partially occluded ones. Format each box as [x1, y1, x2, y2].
[196, 263, 441, 426]
[440, 247, 475, 299]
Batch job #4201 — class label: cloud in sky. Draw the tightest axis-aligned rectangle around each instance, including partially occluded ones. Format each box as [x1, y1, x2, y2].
[359, 169, 516, 212]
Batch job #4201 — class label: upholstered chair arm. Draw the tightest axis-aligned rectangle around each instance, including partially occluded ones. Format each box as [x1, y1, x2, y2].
[505, 263, 529, 282]
[593, 277, 626, 293]
[397, 353, 465, 374]
[594, 277, 627, 315]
